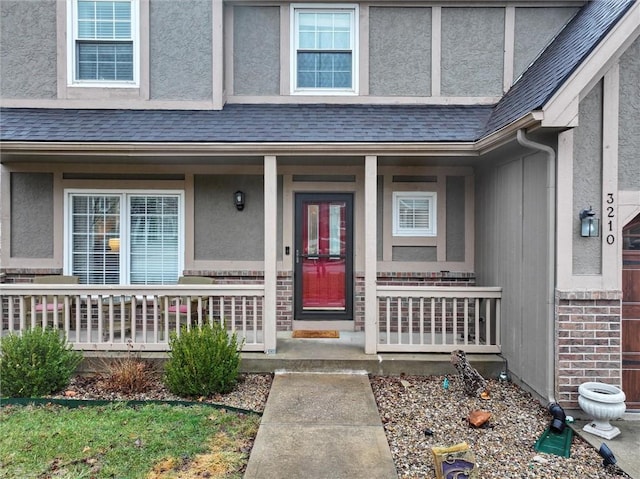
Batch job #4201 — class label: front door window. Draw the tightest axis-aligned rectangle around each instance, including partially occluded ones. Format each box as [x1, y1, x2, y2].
[295, 194, 353, 319]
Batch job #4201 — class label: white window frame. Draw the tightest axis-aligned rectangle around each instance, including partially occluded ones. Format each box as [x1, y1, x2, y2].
[64, 189, 184, 284]
[67, 0, 140, 87]
[290, 3, 358, 95]
[392, 191, 437, 237]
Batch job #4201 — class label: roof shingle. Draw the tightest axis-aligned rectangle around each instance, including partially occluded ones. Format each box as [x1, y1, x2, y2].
[0, 104, 493, 143]
[484, 0, 635, 135]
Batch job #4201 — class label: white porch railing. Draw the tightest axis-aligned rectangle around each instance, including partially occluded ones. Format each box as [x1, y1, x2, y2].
[377, 286, 502, 353]
[0, 284, 265, 352]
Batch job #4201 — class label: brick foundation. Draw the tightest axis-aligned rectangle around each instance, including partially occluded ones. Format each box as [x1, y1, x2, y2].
[555, 290, 623, 408]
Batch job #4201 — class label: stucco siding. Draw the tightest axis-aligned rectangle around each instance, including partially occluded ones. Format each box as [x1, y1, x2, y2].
[573, 81, 603, 274]
[619, 37, 640, 190]
[392, 246, 437, 262]
[513, 7, 578, 81]
[446, 176, 465, 261]
[233, 6, 280, 96]
[150, 0, 212, 100]
[0, 0, 57, 99]
[10, 173, 54, 258]
[194, 175, 264, 261]
[369, 7, 431, 96]
[441, 8, 504, 97]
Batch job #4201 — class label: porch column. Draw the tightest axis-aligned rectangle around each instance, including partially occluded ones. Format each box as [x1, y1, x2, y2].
[264, 155, 278, 354]
[364, 155, 377, 354]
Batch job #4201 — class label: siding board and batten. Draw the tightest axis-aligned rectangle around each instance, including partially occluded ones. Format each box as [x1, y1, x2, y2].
[475, 149, 550, 397]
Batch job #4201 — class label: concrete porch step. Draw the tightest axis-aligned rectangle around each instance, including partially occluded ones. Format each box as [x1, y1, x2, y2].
[240, 332, 505, 378]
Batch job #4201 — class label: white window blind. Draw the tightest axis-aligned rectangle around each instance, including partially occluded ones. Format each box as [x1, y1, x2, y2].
[71, 195, 121, 284]
[393, 192, 437, 237]
[68, 192, 181, 284]
[73, 0, 135, 82]
[292, 5, 357, 92]
[129, 195, 179, 285]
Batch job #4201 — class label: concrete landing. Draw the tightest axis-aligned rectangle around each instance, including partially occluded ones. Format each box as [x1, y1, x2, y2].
[240, 332, 504, 378]
[244, 372, 397, 479]
[572, 418, 640, 479]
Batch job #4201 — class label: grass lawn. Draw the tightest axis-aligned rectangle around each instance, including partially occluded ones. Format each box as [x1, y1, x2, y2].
[0, 402, 260, 479]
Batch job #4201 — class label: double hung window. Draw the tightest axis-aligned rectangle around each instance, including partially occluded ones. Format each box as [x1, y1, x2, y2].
[292, 4, 357, 93]
[69, 0, 138, 84]
[66, 191, 182, 285]
[392, 192, 437, 237]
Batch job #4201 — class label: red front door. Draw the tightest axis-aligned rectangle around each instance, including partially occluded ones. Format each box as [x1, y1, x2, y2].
[294, 194, 353, 320]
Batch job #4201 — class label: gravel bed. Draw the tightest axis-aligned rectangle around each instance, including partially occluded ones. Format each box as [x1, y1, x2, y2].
[52, 373, 273, 413]
[370, 375, 630, 479]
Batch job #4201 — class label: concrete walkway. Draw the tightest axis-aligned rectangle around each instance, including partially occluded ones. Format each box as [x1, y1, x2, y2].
[572, 419, 640, 479]
[244, 371, 397, 479]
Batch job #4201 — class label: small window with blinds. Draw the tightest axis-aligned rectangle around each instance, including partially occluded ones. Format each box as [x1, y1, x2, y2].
[392, 192, 437, 237]
[291, 4, 358, 94]
[67, 191, 182, 284]
[69, 0, 138, 84]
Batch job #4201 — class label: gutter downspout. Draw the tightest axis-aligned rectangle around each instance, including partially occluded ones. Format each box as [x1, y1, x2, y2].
[516, 129, 557, 404]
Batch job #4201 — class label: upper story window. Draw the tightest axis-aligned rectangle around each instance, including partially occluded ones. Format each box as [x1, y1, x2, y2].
[393, 192, 437, 237]
[68, 0, 138, 86]
[291, 4, 358, 94]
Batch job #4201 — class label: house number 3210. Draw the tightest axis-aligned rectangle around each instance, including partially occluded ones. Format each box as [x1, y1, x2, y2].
[606, 193, 615, 245]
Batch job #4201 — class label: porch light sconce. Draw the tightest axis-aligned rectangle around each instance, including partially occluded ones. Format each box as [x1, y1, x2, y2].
[579, 206, 599, 237]
[234, 191, 245, 211]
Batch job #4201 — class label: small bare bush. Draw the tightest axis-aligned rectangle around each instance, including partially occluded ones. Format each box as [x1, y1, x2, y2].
[100, 356, 157, 394]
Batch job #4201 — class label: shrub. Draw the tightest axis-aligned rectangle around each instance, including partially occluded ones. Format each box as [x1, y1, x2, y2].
[164, 322, 242, 396]
[0, 328, 83, 397]
[100, 355, 157, 394]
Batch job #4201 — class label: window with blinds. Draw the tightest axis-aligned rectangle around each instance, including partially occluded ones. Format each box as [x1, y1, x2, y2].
[67, 191, 182, 284]
[71, 0, 137, 83]
[392, 192, 437, 237]
[292, 5, 358, 93]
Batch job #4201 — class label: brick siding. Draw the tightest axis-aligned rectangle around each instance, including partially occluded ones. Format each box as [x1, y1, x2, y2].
[555, 290, 623, 408]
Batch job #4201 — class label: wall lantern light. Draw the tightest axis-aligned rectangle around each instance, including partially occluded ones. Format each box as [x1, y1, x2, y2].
[579, 206, 599, 237]
[234, 191, 245, 211]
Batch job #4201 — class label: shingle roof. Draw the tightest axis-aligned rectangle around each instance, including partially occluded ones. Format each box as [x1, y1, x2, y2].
[484, 0, 635, 135]
[0, 0, 635, 145]
[0, 104, 493, 143]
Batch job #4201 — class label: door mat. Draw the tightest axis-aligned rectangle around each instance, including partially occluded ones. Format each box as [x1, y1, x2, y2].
[292, 330, 340, 339]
